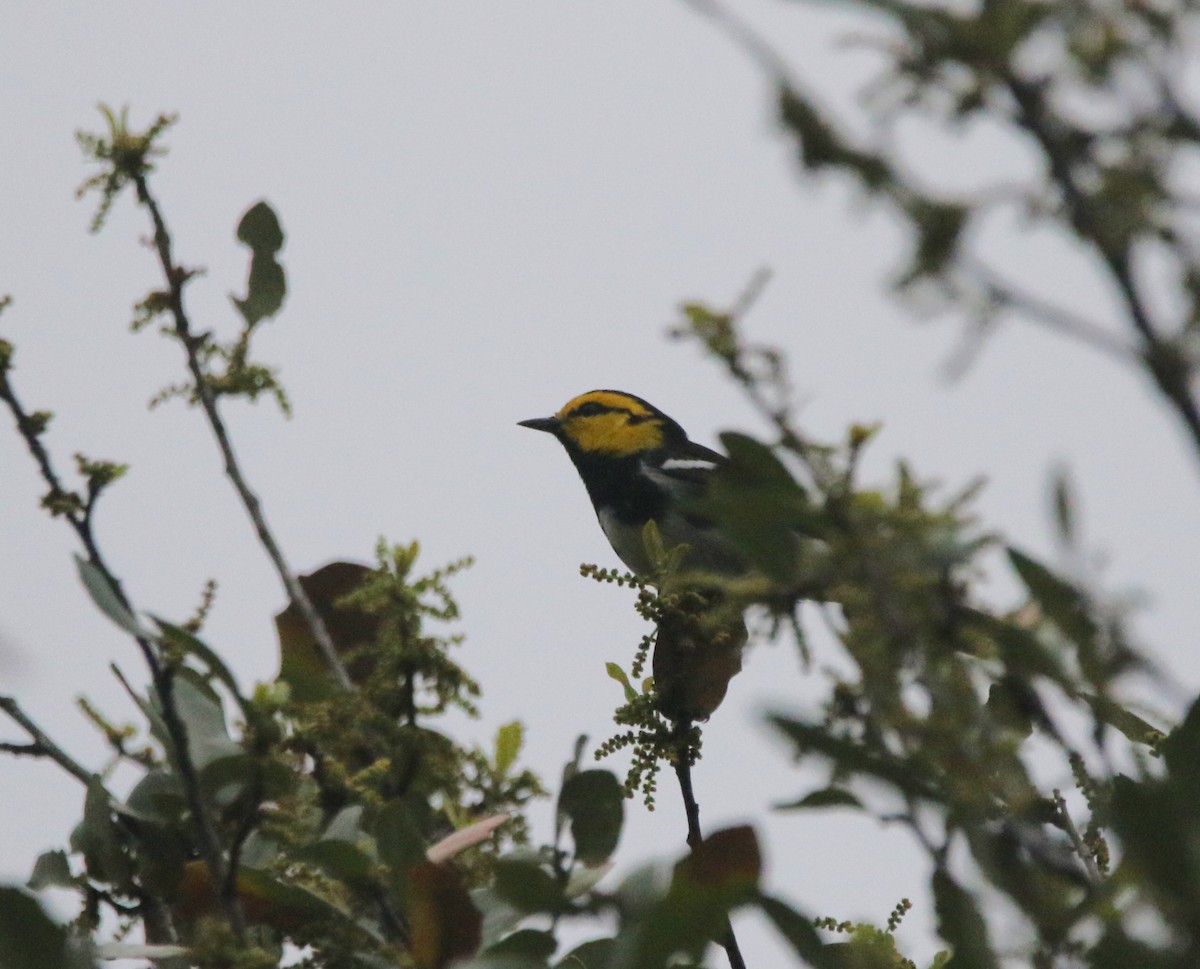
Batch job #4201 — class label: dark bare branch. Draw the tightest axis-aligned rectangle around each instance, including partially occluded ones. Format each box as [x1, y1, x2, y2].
[672, 718, 748, 969]
[0, 696, 95, 786]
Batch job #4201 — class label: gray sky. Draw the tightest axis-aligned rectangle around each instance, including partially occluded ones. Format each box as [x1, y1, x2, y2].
[3, 2, 1199, 965]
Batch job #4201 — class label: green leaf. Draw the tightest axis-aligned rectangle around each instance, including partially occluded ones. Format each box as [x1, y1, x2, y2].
[614, 862, 668, 914]
[197, 753, 256, 806]
[616, 826, 761, 969]
[324, 805, 366, 843]
[605, 663, 637, 703]
[778, 84, 891, 188]
[375, 800, 428, 874]
[455, 954, 546, 969]
[1089, 928, 1174, 969]
[1050, 467, 1075, 545]
[152, 618, 245, 705]
[773, 787, 863, 811]
[235, 865, 367, 935]
[495, 721, 523, 775]
[565, 862, 611, 899]
[899, 199, 968, 285]
[558, 770, 624, 866]
[28, 851, 74, 891]
[472, 887, 525, 948]
[275, 561, 377, 701]
[123, 769, 185, 824]
[555, 938, 614, 969]
[0, 887, 90, 969]
[984, 679, 1036, 739]
[640, 519, 669, 568]
[236, 201, 284, 252]
[695, 432, 813, 580]
[74, 555, 150, 638]
[769, 715, 941, 802]
[292, 840, 375, 884]
[982, 613, 1070, 686]
[408, 861, 484, 969]
[120, 812, 192, 899]
[485, 928, 557, 960]
[827, 936, 904, 969]
[1007, 547, 1097, 647]
[233, 256, 285, 326]
[169, 673, 240, 771]
[1082, 693, 1164, 747]
[493, 860, 567, 914]
[719, 433, 798, 487]
[931, 869, 997, 969]
[72, 778, 132, 888]
[236, 831, 281, 870]
[675, 825, 761, 901]
[1159, 694, 1200, 782]
[233, 201, 287, 325]
[201, 752, 295, 807]
[757, 894, 833, 966]
[1110, 773, 1200, 911]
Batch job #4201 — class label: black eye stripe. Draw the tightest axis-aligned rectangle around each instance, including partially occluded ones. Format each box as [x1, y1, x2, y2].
[572, 402, 608, 417]
[570, 402, 652, 420]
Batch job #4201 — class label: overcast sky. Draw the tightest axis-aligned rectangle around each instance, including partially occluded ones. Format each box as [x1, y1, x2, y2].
[4, 2, 1200, 965]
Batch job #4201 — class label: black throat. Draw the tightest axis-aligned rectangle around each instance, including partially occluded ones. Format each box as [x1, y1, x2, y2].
[563, 448, 667, 525]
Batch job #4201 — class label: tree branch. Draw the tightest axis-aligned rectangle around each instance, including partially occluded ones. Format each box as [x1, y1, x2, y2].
[677, 0, 1200, 470]
[0, 695, 95, 786]
[1003, 75, 1200, 468]
[672, 721, 704, 852]
[1051, 789, 1102, 887]
[672, 719, 748, 969]
[221, 773, 264, 924]
[679, 0, 791, 83]
[0, 362, 119, 584]
[964, 261, 1135, 364]
[130, 174, 354, 692]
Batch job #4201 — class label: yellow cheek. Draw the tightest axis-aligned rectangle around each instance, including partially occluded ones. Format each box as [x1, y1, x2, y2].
[566, 414, 663, 455]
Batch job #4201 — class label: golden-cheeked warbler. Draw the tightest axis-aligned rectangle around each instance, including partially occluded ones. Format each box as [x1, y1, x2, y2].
[520, 389, 748, 720]
[519, 389, 744, 578]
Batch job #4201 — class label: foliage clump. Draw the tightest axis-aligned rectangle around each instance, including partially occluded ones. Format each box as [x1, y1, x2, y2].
[10, 7, 1200, 959]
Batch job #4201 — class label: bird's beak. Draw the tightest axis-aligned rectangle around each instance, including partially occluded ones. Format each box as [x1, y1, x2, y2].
[518, 416, 560, 434]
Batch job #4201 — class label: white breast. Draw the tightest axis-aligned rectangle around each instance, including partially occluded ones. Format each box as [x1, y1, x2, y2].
[597, 507, 747, 577]
[597, 507, 653, 574]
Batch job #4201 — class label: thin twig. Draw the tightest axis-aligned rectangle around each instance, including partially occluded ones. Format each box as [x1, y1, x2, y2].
[1051, 789, 1103, 886]
[965, 261, 1134, 364]
[0, 742, 43, 756]
[0, 695, 95, 786]
[672, 719, 748, 969]
[0, 366, 117, 582]
[680, 0, 791, 83]
[131, 174, 353, 692]
[672, 721, 704, 851]
[221, 774, 264, 920]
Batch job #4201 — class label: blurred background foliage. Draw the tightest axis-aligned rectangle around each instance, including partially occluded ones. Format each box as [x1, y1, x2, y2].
[4, 0, 1200, 966]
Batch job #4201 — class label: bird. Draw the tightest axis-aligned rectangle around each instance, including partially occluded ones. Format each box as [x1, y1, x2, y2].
[519, 389, 746, 720]
[518, 389, 745, 579]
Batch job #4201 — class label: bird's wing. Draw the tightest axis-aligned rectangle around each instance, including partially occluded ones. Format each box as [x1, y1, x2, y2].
[647, 439, 727, 487]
